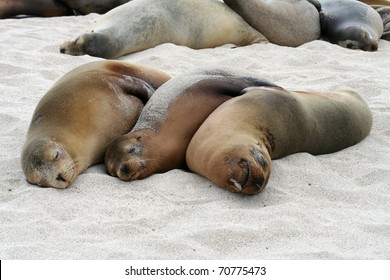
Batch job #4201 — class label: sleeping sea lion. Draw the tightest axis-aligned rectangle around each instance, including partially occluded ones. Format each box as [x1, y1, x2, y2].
[319, 0, 384, 51]
[21, 60, 170, 188]
[60, 0, 268, 58]
[186, 86, 373, 195]
[223, 0, 322, 47]
[104, 69, 277, 181]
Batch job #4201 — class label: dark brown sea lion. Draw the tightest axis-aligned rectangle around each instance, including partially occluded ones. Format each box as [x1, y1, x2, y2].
[319, 0, 383, 51]
[104, 69, 277, 181]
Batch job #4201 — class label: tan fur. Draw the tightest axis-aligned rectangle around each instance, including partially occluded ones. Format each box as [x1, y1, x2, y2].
[60, 0, 267, 59]
[21, 61, 170, 188]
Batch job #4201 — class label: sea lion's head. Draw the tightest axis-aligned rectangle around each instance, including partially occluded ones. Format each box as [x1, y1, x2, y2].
[338, 26, 378, 52]
[21, 138, 76, 189]
[105, 130, 160, 181]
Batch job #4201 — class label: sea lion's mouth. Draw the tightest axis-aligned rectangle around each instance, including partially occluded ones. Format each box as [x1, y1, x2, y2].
[228, 158, 250, 192]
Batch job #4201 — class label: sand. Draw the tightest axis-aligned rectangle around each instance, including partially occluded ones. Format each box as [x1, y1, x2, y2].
[0, 13, 389, 260]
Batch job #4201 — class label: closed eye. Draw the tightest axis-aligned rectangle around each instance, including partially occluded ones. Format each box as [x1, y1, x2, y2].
[128, 145, 141, 154]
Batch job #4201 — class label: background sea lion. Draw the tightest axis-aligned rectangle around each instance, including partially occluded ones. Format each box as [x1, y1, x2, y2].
[61, 0, 129, 14]
[223, 0, 321, 47]
[186, 86, 373, 195]
[319, 0, 384, 51]
[357, 1, 390, 41]
[21, 61, 170, 189]
[0, 0, 128, 19]
[104, 69, 277, 181]
[376, 6, 390, 40]
[60, 0, 268, 59]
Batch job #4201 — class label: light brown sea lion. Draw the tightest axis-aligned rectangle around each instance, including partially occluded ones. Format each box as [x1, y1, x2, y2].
[319, 0, 384, 51]
[104, 69, 277, 181]
[223, 0, 322, 47]
[0, 0, 128, 19]
[21, 61, 170, 189]
[60, 0, 268, 59]
[186, 86, 373, 195]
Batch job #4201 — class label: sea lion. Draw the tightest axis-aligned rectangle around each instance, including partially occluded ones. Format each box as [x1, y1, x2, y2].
[21, 61, 170, 189]
[104, 69, 277, 181]
[186, 86, 373, 195]
[319, 0, 384, 51]
[60, 0, 268, 59]
[376, 6, 390, 40]
[223, 0, 322, 47]
[0, 0, 128, 19]
[357, 1, 390, 41]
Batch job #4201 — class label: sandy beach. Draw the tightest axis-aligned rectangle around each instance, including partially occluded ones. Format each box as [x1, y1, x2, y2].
[0, 13, 389, 259]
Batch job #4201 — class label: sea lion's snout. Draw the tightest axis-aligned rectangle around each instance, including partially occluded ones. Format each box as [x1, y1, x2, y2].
[363, 39, 378, 52]
[228, 158, 250, 192]
[56, 173, 67, 182]
[117, 163, 135, 180]
[226, 147, 271, 195]
[114, 159, 147, 181]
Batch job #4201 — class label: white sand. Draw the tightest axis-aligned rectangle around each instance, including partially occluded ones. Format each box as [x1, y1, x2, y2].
[0, 14, 390, 260]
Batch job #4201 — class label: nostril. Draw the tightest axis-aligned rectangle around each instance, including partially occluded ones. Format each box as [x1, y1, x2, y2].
[56, 174, 66, 182]
[120, 165, 130, 175]
[253, 177, 265, 190]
